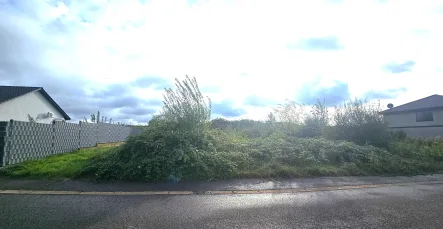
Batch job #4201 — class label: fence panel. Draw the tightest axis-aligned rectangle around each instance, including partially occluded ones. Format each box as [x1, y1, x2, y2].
[0, 121, 9, 166]
[79, 122, 97, 148]
[53, 122, 80, 154]
[98, 123, 111, 143]
[7, 120, 53, 165]
[0, 120, 143, 166]
[111, 125, 130, 142]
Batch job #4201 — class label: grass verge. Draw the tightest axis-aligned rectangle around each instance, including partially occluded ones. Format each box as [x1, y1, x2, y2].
[0, 147, 114, 179]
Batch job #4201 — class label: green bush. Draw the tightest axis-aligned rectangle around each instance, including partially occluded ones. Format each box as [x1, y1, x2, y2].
[297, 99, 329, 138]
[77, 77, 443, 182]
[331, 99, 391, 148]
[211, 118, 277, 138]
[80, 76, 240, 181]
[241, 135, 382, 166]
[162, 75, 211, 130]
[388, 138, 443, 162]
[80, 130, 443, 181]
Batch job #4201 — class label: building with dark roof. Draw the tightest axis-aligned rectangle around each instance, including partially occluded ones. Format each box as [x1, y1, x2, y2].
[0, 86, 71, 123]
[382, 94, 443, 137]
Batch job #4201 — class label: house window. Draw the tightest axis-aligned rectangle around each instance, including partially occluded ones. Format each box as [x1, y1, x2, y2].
[416, 111, 433, 122]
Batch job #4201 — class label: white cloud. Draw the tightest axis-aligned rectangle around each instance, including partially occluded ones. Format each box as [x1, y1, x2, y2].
[1, 0, 443, 122]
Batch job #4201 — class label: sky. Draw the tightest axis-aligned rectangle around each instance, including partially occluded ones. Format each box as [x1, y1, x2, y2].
[1, 0, 443, 124]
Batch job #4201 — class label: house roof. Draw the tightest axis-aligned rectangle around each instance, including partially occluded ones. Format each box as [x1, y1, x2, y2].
[381, 94, 443, 115]
[0, 86, 71, 120]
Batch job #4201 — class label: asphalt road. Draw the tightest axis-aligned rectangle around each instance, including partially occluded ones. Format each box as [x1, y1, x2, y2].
[1, 182, 443, 229]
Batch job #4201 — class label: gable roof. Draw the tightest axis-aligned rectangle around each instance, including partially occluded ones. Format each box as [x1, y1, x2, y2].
[0, 86, 71, 120]
[382, 94, 443, 115]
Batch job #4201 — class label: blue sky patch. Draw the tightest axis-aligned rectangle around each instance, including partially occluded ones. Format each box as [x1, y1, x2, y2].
[382, 60, 416, 74]
[296, 79, 350, 106]
[212, 100, 246, 118]
[243, 95, 277, 107]
[363, 88, 407, 100]
[287, 36, 343, 51]
[132, 76, 171, 90]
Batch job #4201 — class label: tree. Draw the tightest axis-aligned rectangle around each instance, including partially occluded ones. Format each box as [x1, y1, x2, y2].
[97, 111, 100, 123]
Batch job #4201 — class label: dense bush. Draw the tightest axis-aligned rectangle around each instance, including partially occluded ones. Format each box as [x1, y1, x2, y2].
[331, 99, 390, 147]
[297, 99, 329, 138]
[162, 75, 211, 129]
[211, 118, 276, 138]
[271, 98, 392, 148]
[81, 76, 221, 181]
[81, 127, 443, 181]
[78, 77, 443, 182]
[234, 135, 442, 177]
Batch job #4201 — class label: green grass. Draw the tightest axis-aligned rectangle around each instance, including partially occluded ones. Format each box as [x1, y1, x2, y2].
[0, 147, 114, 179]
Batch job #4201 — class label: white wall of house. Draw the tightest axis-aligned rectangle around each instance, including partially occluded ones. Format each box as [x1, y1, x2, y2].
[390, 126, 443, 138]
[0, 91, 64, 124]
[384, 109, 443, 128]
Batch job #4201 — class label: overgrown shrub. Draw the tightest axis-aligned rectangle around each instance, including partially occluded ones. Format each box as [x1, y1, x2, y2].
[272, 100, 305, 137]
[80, 76, 239, 181]
[211, 118, 277, 138]
[162, 75, 211, 131]
[297, 99, 329, 138]
[331, 99, 390, 147]
[78, 77, 443, 182]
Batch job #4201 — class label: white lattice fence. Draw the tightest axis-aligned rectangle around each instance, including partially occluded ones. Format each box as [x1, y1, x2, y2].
[0, 120, 144, 166]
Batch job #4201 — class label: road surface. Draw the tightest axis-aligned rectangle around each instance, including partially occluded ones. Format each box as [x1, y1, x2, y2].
[1, 181, 442, 228]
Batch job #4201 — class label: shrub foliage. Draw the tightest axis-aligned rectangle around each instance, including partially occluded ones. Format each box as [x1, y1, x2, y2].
[80, 77, 443, 181]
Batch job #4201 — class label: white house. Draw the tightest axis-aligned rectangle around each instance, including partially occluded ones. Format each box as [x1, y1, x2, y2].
[0, 86, 71, 124]
[381, 94, 443, 138]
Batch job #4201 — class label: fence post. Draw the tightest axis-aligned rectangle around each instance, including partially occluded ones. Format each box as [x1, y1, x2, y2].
[78, 121, 82, 150]
[51, 120, 55, 155]
[109, 124, 113, 143]
[4, 119, 14, 166]
[96, 123, 99, 146]
[5, 120, 13, 165]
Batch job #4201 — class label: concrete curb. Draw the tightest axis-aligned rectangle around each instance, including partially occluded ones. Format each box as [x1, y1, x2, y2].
[1, 181, 441, 196]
